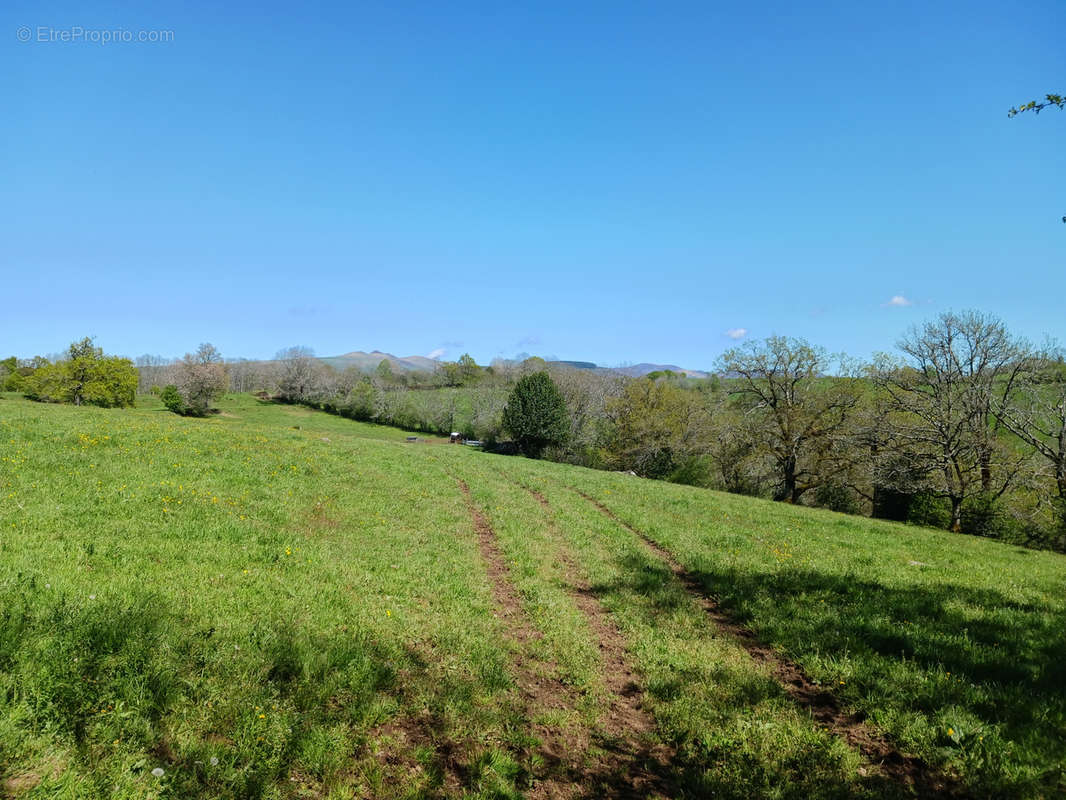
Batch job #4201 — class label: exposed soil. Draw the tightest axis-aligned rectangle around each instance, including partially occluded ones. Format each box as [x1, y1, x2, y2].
[1, 757, 63, 799]
[526, 488, 677, 799]
[370, 712, 468, 796]
[301, 497, 340, 538]
[456, 479, 592, 799]
[574, 488, 970, 799]
[2, 773, 42, 798]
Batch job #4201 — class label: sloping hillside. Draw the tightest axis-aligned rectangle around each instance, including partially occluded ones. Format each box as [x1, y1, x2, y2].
[1, 394, 1062, 799]
[319, 350, 440, 373]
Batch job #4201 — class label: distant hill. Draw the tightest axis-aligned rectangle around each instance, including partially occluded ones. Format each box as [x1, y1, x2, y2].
[546, 360, 711, 378]
[319, 350, 711, 379]
[614, 363, 711, 379]
[319, 350, 442, 373]
[548, 360, 599, 370]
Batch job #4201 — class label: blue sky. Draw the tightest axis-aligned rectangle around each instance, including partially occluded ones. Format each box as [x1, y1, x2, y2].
[3, 0, 1063, 369]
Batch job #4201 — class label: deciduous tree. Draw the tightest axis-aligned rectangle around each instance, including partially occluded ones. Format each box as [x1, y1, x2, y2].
[502, 372, 569, 458]
[717, 336, 861, 503]
[276, 346, 320, 402]
[24, 337, 136, 408]
[172, 343, 228, 415]
[994, 345, 1066, 501]
[605, 376, 711, 478]
[874, 311, 1028, 531]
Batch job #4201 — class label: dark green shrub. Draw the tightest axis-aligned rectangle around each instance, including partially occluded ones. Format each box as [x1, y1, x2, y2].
[501, 372, 569, 458]
[872, 486, 911, 521]
[634, 445, 675, 479]
[668, 455, 714, 488]
[814, 482, 860, 515]
[159, 384, 187, 415]
[907, 492, 952, 529]
[961, 493, 1010, 539]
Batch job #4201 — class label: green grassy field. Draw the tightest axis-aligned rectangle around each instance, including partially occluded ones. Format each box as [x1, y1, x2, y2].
[1, 394, 1063, 799]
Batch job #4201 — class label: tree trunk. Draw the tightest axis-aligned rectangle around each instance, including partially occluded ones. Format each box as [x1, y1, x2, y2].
[781, 455, 797, 503]
[950, 496, 963, 532]
[1058, 426, 1066, 499]
[980, 451, 992, 492]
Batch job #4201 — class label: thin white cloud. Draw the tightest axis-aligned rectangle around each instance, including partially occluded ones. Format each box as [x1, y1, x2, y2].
[425, 347, 446, 359]
[724, 328, 748, 340]
[884, 295, 913, 308]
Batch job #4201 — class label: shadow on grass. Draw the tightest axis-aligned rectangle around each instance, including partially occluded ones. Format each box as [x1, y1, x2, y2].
[0, 583, 527, 799]
[697, 565, 1066, 699]
[587, 549, 1065, 798]
[581, 554, 913, 800]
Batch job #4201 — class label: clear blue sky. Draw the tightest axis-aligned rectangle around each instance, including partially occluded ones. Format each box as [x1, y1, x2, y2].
[3, 0, 1063, 369]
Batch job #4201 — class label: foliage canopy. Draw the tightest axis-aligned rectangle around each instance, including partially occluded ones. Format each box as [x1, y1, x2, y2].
[22, 337, 136, 408]
[502, 371, 569, 457]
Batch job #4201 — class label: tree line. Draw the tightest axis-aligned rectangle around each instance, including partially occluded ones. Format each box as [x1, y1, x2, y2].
[254, 313, 1066, 550]
[3, 310, 1063, 550]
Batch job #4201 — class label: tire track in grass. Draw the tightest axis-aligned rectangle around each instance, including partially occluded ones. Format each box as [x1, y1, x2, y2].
[455, 478, 587, 799]
[523, 486, 677, 799]
[571, 487, 969, 800]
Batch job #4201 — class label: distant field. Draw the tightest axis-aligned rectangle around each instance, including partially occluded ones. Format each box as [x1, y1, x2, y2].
[1, 393, 1063, 799]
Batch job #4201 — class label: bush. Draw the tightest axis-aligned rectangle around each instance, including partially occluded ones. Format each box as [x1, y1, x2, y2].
[22, 338, 136, 408]
[174, 344, 228, 415]
[961, 493, 1010, 539]
[814, 482, 860, 515]
[872, 486, 911, 522]
[668, 455, 714, 488]
[501, 372, 569, 458]
[159, 384, 187, 415]
[907, 492, 952, 529]
[634, 445, 676, 479]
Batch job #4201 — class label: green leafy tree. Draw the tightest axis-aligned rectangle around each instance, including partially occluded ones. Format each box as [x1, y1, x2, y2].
[64, 337, 105, 405]
[375, 359, 395, 384]
[717, 336, 862, 503]
[1008, 93, 1064, 117]
[344, 377, 380, 421]
[605, 377, 711, 478]
[438, 361, 463, 387]
[502, 371, 569, 458]
[0, 356, 21, 391]
[23, 338, 136, 408]
[159, 385, 187, 415]
[457, 353, 481, 384]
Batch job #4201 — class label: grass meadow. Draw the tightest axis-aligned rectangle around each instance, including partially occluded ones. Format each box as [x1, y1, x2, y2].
[0, 393, 1063, 798]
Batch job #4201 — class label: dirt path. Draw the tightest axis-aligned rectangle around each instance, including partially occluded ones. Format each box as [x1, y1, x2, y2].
[524, 487, 676, 799]
[572, 488, 969, 800]
[456, 479, 590, 799]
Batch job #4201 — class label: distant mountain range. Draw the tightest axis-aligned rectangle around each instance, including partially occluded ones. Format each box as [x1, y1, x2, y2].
[319, 351, 444, 373]
[320, 351, 711, 379]
[611, 363, 711, 379]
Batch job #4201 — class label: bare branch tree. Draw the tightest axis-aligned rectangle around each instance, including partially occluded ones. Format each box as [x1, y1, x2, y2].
[717, 336, 862, 503]
[275, 346, 320, 402]
[174, 343, 228, 415]
[994, 343, 1066, 500]
[874, 310, 1029, 531]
